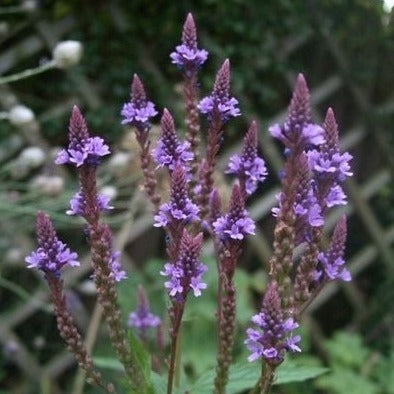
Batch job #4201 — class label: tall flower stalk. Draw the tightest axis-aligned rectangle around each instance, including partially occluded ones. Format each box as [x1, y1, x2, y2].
[245, 75, 353, 393]
[25, 212, 115, 393]
[56, 106, 147, 391]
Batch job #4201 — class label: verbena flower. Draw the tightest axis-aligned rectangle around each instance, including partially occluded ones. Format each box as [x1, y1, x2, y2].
[170, 13, 208, 75]
[154, 164, 199, 227]
[268, 74, 324, 150]
[226, 121, 267, 195]
[128, 285, 161, 331]
[213, 184, 255, 240]
[25, 212, 79, 275]
[315, 215, 351, 282]
[152, 109, 193, 171]
[307, 108, 352, 208]
[198, 59, 240, 122]
[245, 282, 301, 364]
[55, 106, 110, 167]
[66, 191, 113, 216]
[160, 231, 207, 300]
[120, 74, 158, 130]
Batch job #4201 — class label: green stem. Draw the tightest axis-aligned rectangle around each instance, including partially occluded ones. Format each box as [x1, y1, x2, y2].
[0, 61, 56, 85]
[250, 362, 275, 394]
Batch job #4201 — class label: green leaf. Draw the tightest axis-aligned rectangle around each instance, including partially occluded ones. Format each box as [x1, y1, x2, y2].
[128, 331, 154, 393]
[93, 357, 124, 371]
[325, 332, 369, 369]
[189, 360, 328, 393]
[316, 369, 379, 394]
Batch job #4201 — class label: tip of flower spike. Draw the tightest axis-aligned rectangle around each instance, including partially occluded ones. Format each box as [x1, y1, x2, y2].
[69, 105, 89, 141]
[243, 120, 258, 152]
[213, 59, 231, 98]
[182, 13, 197, 48]
[229, 183, 244, 211]
[323, 107, 339, 149]
[160, 108, 176, 136]
[131, 73, 146, 102]
[288, 73, 311, 127]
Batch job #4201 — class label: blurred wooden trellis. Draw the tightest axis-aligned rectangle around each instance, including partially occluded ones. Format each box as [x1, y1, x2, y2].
[0, 6, 393, 393]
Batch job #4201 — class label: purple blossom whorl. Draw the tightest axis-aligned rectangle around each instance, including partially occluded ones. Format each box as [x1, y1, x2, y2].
[226, 121, 267, 195]
[198, 59, 240, 122]
[154, 164, 199, 228]
[25, 212, 80, 275]
[160, 231, 207, 300]
[152, 108, 193, 171]
[213, 184, 255, 241]
[316, 215, 351, 282]
[120, 74, 158, 130]
[245, 282, 301, 364]
[128, 285, 161, 331]
[170, 13, 208, 75]
[55, 106, 110, 167]
[307, 108, 352, 208]
[268, 74, 324, 150]
[66, 190, 113, 217]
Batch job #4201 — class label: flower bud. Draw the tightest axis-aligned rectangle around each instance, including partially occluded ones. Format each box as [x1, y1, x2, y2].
[53, 40, 83, 68]
[19, 146, 45, 168]
[8, 105, 35, 126]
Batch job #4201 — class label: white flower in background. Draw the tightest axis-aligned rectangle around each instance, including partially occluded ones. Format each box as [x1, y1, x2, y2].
[31, 175, 65, 196]
[79, 280, 97, 295]
[8, 105, 35, 126]
[108, 151, 130, 172]
[100, 185, 118, 200]
[19, 146, 45, 168]
[21, 0, 37, 11]
[53, 40, 83, 69]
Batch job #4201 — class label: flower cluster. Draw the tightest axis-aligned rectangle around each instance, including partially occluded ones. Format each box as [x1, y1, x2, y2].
[315, 215, 351, 282]
[55, 106, 110, 167]
[154, 164, 199, 228]
[226, 121, 267, 195]
[198, 59, 240, 122]
[170, 13, 208, 75]
[128, 286, 161, 332]
[66, 191, 113, 216]
[121, 74, 158, 131]
[152, 109, 193, 171]
[269, 74, 324, 150]
[245, 283, 301, 364]
[25, 212, 79, 275]
[213, 184, 255, 241]
[307, 108, 353, 208]
[160, 231, 207, 299]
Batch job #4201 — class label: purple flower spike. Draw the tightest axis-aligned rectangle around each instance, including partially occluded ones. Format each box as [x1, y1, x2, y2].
[170, 13, 208, 75]
[213, 184, 255, 241]
[268, 74, 324, 150]
[154, 164, 199, 227]
[120, 74, 158, 130]
[66, 190, 113, 216]
[128, 285, 161, 331]
[307, 108, 352, 207]
[152, 108, 193, 171]
[25, 212, 79, 275]
[55, 106, 110, 167]
[160, 231, 207, 300]
[245, 282, 300, 365]
[316, 215, 351, 282]
[198, 59, 241, 122]
[226, 121, 267, 195]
